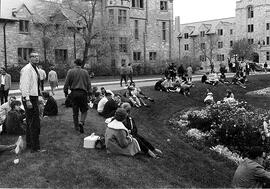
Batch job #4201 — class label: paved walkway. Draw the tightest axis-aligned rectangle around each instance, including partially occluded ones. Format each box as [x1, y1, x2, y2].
[10, 72, 267, 100]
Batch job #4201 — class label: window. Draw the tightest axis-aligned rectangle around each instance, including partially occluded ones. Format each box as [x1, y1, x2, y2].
[132, 0, 143, 8]
[200, 31, 205, 37]
[55, 49, 67, 63]
[247, 6, 254, 18]
[248, 38, 254, 45]
[218, 41, 223, 49]
[110, 37, 116, 51]
[19, 20, 29, 33]
[184, 33, 189, 39]
[162, 22, 166, 41]
[267, 52, 270, 61]
[118, 9, 127, 25]
[267, 23, 270, 30]
[149, 52, 157, 61]
[108, 9, 114, 25]
[133, 52, 141, 61]
[200, 43, 205, 50]
[267, 37, 270, 45]
[119, 37, 128, 52]
[218, 29, 223, 36]
[18, 48, 33, 63]
[230, 29, 233, 35]
[160, 1, 168, 10]
[184, 44, 189, 51]
[200, 55, 206, 62]
[230, 41, 233, 47]
[248, 24, 254, 32]
[217, 54, 225, 61]
[134, 20, 139, 40]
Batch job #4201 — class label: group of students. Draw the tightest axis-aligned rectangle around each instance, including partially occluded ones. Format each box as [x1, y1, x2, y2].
[201, 70, 247, 88]
[203, 88, 235, 105]
[89, 82, 155, 119]
[155, 75, 194, 96]
[0, 91, 58, 136]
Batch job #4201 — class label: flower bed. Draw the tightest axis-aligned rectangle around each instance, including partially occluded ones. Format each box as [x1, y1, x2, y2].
[171, 100, 270, 162]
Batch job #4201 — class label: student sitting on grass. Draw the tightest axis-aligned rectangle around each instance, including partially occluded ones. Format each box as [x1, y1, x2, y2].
[121, 103, 162, 158]
[130, 82, 154, 103]
[219, 72, 230, 84]
[105, 108, 141, 156]
[42, 91, 58, 117]
[0, 96, 16, 133]
[154, 78, 167, 92]
[101, 93, 122, 118]
[161, 77, 177, 92]
[126, 87, 142, 108]
[232, 71, 246, 88]
[204, 89, 214, 105]
[6, 100, 26, 135]
[201, 72, 213, 85]
[179, 74, 193, 96]
[223, 89, 236, 103]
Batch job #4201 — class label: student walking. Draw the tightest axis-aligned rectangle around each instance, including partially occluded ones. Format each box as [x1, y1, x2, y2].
[64, 59, 92, 133]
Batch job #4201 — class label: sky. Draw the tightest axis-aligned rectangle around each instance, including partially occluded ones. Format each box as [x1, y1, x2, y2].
[173, 0, 237, 24]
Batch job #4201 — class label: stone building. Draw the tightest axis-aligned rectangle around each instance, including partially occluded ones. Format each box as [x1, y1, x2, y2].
[0, 0, 176, 74]
[177, 0, 270, 70]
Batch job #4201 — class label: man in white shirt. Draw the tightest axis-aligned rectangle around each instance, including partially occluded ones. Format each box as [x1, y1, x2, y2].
[0, 68, 11, 104]
[20, 51, 43, 153]
[97, 95, 108, 114]
[38, 65, 46, 91]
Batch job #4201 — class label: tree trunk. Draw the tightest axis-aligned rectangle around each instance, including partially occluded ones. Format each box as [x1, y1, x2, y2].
[82, 42, 90, 68]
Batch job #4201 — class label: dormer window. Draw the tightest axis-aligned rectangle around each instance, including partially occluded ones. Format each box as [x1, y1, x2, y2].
[184, 33, 189, 39]
[200, 31, 205, 37]
[19, 20, 29, 33]
[247, 6, 254, 18]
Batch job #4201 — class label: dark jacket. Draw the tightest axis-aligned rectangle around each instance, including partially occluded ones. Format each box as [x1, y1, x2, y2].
[101, 99, 118, 118]
[6, 110, 25, 135]
[44, 96, 58, 116]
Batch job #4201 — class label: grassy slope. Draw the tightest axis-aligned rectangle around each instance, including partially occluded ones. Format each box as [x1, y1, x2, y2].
[1, 74, 270, 188]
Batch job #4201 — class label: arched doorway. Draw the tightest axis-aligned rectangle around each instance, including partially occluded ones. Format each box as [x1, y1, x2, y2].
[252, 52, 259, 63]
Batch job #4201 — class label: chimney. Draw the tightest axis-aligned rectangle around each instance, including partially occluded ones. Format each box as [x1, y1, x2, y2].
[175, 16, 180, 33]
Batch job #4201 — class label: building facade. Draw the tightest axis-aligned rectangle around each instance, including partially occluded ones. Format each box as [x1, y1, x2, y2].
[0, 0, 176, 73]
[177, 0, 270, 70]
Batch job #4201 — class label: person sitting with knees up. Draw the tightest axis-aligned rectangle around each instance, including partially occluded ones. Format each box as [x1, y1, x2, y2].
[42, 91, 58, 117]
[130, 82, 154, 103]
[201, 72, 212, 85]
[105, 108, 141, 156]
[161, 77, 176, 92]
[154, 78, 167, 92]
[121, 103, 162, 158]
[5, 100, 26, 135]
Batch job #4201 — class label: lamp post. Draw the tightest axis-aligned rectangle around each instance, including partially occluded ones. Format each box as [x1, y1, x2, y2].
[177, 34, 182, 63]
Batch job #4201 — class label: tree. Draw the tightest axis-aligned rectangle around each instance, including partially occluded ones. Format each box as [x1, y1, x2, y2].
[194, 34, 219, 72]
[229, 38, 255, 60]
[61, 0, 112, 67]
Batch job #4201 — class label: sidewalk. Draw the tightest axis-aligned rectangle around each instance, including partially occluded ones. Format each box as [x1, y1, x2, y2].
[9, 73, 237, 96]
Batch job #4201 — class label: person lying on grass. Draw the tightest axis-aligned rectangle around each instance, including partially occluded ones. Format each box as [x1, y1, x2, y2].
[105, 108, 141, 156]
[5, 100, 26, 135]
[42, 91, 58, 117]
[121, 103, 162, 158]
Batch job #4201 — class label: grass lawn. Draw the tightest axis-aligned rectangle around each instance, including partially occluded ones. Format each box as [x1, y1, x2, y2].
[1, 74, 270, 188]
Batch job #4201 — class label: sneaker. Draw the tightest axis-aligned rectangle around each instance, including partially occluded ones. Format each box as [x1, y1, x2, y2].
[15, 136, 24, 154]
[154, 148, 162, 154]
[78, 122, 84, 133]
[31, 149, 46, 153]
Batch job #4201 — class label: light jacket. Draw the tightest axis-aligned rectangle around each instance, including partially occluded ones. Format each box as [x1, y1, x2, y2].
[0, 73, 11, 91]
[105, 119, 141, 156]
[20, 63, 39, 99]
